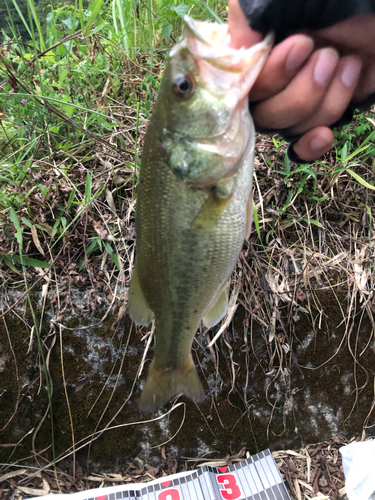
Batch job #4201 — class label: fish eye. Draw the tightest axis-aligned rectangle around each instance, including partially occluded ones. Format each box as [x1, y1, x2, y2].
[173, 74, 195, 99]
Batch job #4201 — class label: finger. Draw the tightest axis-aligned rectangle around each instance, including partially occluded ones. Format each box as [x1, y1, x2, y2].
[228, 0, 262, 49]
[312, 14, 375, 103]
[252, 48, 340, 130]
[353, 60, 375, 101]
[292, 127, 334, 162]
[250, 35, 314, 101]
[289, 56, 362, 135]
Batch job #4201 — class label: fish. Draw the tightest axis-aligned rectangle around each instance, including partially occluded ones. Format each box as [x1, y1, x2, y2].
[128, 16, 273, 412]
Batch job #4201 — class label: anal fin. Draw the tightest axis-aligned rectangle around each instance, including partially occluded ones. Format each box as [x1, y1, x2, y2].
[128, 265, 154, 326]
[202, 285, 228, 328]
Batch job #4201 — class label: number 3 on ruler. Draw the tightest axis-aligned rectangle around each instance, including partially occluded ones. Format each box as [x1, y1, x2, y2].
[158, 489, 180, 500]
[217, 474, 242, 500]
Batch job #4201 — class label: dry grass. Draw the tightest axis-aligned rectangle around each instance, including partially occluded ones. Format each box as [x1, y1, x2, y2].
[3, 436, 371, 499]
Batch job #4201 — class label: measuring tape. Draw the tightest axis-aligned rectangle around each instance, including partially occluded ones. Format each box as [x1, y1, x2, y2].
[31, 450, 291, 500]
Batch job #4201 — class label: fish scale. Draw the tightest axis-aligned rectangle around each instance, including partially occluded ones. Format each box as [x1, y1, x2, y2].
[128, 17, 273, 411]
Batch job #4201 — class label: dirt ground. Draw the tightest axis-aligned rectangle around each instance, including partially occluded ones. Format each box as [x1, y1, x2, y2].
[0, 435, 359, 500]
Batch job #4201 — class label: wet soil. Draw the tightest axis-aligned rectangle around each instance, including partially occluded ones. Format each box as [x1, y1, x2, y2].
[0, 286, 374, 473]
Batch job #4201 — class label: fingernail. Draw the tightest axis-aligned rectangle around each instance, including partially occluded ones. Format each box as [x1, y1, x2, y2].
[285, 37, 314, 72]
[310, 134, 332, 152]
[314, 48, 339, 86]
[341, 58, 362, 88]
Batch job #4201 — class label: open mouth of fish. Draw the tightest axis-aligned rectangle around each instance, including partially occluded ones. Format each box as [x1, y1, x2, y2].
[163, 18, 274, 187]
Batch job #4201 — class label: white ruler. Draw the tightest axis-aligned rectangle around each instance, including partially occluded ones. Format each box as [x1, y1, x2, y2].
[33, 450, 291, 500]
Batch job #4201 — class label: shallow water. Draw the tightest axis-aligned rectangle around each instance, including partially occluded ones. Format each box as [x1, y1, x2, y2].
[0, 286, 374, 472]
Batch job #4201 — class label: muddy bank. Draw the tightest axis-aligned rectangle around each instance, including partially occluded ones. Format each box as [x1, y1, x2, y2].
[0, 283, 374, 472]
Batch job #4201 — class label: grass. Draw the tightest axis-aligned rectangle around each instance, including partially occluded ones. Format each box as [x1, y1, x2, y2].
[1, 0, 375, 494]
[1, 0, 374, 278]
[0, 0, 227, 275]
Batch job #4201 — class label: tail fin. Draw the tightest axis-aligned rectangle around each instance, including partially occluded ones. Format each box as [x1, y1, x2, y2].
[139, 356, 205, 412]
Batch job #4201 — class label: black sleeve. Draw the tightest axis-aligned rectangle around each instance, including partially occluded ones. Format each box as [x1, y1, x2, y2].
[239, 0, 375, 43]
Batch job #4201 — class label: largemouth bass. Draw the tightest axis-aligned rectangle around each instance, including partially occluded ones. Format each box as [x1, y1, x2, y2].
[128, 17, 272, 412]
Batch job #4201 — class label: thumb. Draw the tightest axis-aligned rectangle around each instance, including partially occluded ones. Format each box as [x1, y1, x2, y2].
[228, 0, 263, 48]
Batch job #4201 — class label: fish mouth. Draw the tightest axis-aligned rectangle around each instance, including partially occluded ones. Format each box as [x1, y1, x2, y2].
[169, 17, 273, 104]
[165, 18, 273, 186]
[181, 16, 274, 74]
[183, 16, 230, 47]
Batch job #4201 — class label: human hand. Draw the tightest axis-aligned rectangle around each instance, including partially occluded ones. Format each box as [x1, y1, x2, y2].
[228, 0, 375, 162]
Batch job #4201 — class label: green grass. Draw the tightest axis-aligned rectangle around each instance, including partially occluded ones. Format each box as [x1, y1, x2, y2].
[1, 0, 375, 270]
[1, 0, 375, 271]
[251, 114, 375, 247]
[0, 0, 232, 310]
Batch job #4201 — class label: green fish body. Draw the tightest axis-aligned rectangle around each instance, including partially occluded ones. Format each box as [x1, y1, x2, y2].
[128, 18, 272, 411]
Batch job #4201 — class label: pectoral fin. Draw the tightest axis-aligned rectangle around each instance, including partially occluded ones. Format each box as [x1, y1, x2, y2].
[191, 187, 232, 233]
[202, 285, 228, 328]
[128, 265, 154, 326]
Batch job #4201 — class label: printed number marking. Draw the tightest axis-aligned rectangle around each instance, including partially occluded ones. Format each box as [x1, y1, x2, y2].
[158, 489, 180, 500]
[217, 474, 241, 500]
